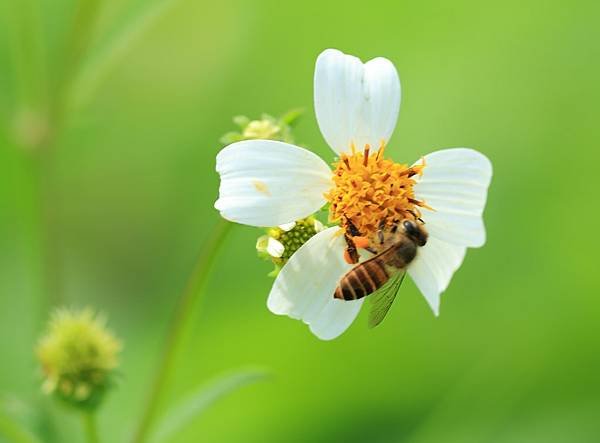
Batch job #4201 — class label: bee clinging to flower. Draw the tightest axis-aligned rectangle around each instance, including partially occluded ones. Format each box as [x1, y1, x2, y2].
[333, 218, 429, 328]
[215, 49, 492, 340]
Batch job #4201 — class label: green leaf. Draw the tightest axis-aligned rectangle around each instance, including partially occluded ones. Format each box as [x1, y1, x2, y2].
[0, 409, 42, 443]
[149, 368, 270, 443]
[219, 132, 243, 145]
[280, 108, 304, 126]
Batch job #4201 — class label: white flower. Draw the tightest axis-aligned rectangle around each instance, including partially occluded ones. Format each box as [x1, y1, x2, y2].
[215, 48, 492, 340]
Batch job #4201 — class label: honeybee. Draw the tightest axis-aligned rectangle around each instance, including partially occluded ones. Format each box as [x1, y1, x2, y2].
[334, 218, 428, 328]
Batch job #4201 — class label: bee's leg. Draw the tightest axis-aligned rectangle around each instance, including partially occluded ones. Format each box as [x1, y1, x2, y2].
[346, 218, 361, 237]
[343, 235, 360, 264]
[390, 220, 399, 233]
[377, 219, 386, 244]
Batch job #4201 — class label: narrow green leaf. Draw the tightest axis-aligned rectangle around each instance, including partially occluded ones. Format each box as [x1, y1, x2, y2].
[149, 368, 270, 443]
[280, 108, 304, 126]
[0, 410, 42, 443]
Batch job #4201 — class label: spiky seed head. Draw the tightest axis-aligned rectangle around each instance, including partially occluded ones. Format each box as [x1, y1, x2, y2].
[36, 307, 121, 411]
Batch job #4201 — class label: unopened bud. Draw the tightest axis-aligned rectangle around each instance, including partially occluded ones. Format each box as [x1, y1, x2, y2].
[36, 308, 122, 410]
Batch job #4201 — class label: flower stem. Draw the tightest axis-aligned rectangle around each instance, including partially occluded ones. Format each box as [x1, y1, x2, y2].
[46, 0, 102, 145]
[26, 0, 103, 310]
[131, 219, 232, 443]
[71, 0, 185, 110]
[82, 412, 100, 443]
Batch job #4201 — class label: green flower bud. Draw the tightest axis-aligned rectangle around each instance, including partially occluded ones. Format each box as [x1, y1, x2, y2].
[219, 109, 303, 145]
[36, 308, 122, 411]
[243, 119, 281, 140]
[257, 216, 325, 276]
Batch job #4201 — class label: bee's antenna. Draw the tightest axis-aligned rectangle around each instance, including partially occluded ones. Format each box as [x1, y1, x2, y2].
[403, 209, 424, 225]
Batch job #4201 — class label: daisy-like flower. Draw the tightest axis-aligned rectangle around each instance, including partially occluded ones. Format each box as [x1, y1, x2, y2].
[215, 49, 492, 340]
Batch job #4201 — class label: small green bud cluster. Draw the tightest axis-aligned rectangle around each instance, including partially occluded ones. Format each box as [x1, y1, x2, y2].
[36, 308, 121, 411]
[219, 109, 303, 145]
[271, 218, 323, 260]
[257, 217, 325, 276]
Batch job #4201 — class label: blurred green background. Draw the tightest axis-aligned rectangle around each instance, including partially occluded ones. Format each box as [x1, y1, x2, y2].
[1, 0, 599, 442]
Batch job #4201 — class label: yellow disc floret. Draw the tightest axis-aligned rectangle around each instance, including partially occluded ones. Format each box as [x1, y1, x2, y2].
[326, 144, 428, 239]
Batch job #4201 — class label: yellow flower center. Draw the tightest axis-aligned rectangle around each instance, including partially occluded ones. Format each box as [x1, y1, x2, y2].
[326, 144, 428, 239]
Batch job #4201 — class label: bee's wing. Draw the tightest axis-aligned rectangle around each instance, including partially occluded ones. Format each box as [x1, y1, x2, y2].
[367, 271, 406, 329]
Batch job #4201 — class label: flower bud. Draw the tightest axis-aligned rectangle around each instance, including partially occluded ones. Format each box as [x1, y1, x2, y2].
[257, 216, 325, 276]
[242, 119, 281, 140]
[36, 308, 121, 410]
[219, 109, 302, 145]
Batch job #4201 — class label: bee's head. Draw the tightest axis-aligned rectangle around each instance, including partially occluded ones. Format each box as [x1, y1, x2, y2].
[402, 219, 428, 247]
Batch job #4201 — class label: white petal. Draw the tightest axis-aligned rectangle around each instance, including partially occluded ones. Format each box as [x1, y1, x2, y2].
[314, 49, 400, 155]
[266, 237, 285, 258]
[414, 148, 492, 247]
[408, 236, 466, 315]
[255, 235, 269, 253]
[278, 222, 296, 231]
[267, 226, 363, 340]
[215, 140, 332, 227]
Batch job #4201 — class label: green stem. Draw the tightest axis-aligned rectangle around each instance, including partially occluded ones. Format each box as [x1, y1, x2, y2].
[7, 0, 47, 116]
[71, 0, 184, 110]
[17, 0, 104, 307]
[131, 219, 232, 443]
[46, 0, 103, 147]
[82, 412, 100, 443]
[28, 150, 63, 310]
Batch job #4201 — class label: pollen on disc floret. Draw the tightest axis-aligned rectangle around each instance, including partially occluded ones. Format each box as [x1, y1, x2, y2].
[325, 143, 428, 238]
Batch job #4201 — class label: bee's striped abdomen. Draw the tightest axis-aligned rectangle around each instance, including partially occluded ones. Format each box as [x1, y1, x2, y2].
[334, 257, 390, 300]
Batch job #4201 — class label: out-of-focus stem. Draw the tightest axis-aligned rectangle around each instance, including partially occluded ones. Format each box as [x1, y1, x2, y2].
[45, 0, 103, 147]
[29, 151, 62, 309]
[82, 412, 100, 443]
[131, 219, 232, 443]
[18, 0, 104, 308]
[71, 0, 184, 110]
[7, 0, 47, 114]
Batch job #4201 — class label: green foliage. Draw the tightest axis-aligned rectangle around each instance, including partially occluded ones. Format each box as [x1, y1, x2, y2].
[0, 405, 41, 443]
[1, 0, 600, 442]
[149, 369, 269, 443]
